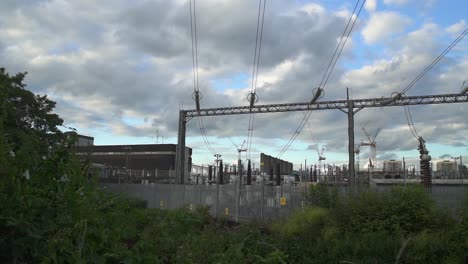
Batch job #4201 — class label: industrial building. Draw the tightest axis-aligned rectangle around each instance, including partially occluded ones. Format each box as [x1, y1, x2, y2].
[383, 160, 402, 173]
[71, 133, 192, 182]
[436, 160, 457, 179]
[382, 160, 403, 179]
[259, 153, 293, 175]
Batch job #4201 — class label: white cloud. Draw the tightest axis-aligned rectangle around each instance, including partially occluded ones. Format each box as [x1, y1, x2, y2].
[362, 11, 411, 44]
[365, 0, 377, 12]
[383, 0, 411, 5]
[446, 19, 467, 35]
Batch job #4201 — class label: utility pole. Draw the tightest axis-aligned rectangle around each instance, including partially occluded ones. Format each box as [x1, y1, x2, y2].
[235, 141, 246, 223]
[460, 155, 464, 185]
[214, 154, 222, 181]
[347, 88, 356, 187]
[247, 160, 252, 185]
[300, 164, 303, 182]
[176, 111, 187, 184]
[304, 159, 307, 182]
[403, 157, 406, 185]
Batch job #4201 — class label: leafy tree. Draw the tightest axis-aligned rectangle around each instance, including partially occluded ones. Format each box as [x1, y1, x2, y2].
[0, 68, 64, 174]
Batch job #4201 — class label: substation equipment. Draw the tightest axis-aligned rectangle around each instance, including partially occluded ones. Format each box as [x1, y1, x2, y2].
[176, 91, 468, 187]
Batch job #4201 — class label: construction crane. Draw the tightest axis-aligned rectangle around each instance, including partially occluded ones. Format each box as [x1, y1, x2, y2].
[361, 126, 380, 171]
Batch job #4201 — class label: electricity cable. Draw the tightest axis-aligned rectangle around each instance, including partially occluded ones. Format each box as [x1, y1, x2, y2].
[189, 0, 216, 155]
[277, 0, 364, 158]
[246, 0, 267, 160]
[401, 27, 467, 94]
[253, 0, 266, 93]
[322, 0, 365, 89]
[189, 0, 197, 92]
[318, 0, 361, 89]
[399, 27, 467, 141]
[403, 105, 420, 139]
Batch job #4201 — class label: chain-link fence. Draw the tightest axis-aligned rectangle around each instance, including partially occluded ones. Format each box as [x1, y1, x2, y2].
[100, 182, 467, 222]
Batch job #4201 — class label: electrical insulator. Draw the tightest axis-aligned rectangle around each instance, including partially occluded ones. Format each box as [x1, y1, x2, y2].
[193, 90, 202, 112]
[310, 87, 324, 104]
[462, 86, 468, 94]
[380, 92, 402, 106]
[247, 92, 258, 110]
[421, 154, 431, 162]
[418, 137, 432, 188]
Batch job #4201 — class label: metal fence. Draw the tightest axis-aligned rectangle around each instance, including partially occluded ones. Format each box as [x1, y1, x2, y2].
[101, 183, 308, 222]
[96, 168, 175, 184]
[100, 182, 467, 222]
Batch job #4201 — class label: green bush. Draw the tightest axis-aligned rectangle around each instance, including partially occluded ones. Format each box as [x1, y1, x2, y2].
[275, 207, 329, 237]
[306, 183, 339, 209]
[334, 185, 451, 234]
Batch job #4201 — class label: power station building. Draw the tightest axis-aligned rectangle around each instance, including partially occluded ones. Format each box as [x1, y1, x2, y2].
[259, 153, 293, 175]
[71, 133, 192, 182]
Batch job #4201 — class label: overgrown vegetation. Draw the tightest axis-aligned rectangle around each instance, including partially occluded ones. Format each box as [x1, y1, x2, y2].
[1, 68, 467, 263]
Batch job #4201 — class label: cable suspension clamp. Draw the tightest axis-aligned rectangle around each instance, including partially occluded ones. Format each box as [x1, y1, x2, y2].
[310, 87, 324, 104]
[461, 85, 468, 95]
[247, 92, 259, 110]
[380, 92, 402, 106]
[192, 90, 203, 112]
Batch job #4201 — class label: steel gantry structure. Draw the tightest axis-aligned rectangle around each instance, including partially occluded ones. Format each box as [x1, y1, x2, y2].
[176, 92, 468, 184]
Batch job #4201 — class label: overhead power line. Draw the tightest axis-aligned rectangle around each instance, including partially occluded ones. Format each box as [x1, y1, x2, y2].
[277, 0, 365, 158]
[321, 0, 365, 89]
[318, 0, 362, 89]
[400, 26, 467, 140]
[246, 0, 267, 160]
[403, 105, 420, 139]
[401, 27, 468, 94]
[189, 0, 216, 155]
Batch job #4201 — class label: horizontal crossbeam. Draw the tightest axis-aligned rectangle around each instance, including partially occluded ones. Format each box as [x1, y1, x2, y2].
[185, 93, 468, 118]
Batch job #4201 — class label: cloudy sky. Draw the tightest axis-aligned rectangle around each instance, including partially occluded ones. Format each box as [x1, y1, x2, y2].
[1, 0, 467, 169]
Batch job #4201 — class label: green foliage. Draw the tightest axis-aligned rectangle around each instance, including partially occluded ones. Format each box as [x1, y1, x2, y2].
[334, 185, 451, 234]
[0, 68, 64, 176]
[275, 207, 329, 237]
[306, 183, 339, 209]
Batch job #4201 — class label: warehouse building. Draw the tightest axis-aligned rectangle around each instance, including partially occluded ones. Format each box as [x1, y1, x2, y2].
[70, 133, 192, 183]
